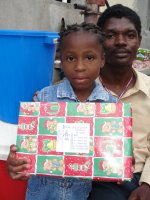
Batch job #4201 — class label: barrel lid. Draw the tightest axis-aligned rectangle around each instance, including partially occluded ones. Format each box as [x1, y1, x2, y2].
[0, 29, 59, 37]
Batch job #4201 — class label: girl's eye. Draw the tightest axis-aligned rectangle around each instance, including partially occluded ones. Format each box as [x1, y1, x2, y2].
[86, 55, 94, 61]
[66, 56, 75, 62]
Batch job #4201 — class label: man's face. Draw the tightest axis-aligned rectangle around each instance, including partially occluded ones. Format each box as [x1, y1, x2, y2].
[102, 17, 141, 67]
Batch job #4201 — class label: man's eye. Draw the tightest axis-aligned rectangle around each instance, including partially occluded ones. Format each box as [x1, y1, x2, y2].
[128, 33, 136, 39]
[105, 34, 114, 39]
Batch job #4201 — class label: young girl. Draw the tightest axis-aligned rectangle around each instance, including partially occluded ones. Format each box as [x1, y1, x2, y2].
[7, 23, 116, 200]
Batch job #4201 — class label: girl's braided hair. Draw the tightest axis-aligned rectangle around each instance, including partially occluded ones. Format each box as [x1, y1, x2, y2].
[58, 22, 105, 48]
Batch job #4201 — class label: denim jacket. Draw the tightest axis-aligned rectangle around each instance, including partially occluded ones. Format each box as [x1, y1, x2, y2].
[36, 78, 116, 103]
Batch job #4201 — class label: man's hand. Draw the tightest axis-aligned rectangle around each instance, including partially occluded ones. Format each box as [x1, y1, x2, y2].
[128, 183, 150, 200]
[7, 144, 31, 180]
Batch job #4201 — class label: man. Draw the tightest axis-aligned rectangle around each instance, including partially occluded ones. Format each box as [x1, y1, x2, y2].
[90, 4, 150, 200]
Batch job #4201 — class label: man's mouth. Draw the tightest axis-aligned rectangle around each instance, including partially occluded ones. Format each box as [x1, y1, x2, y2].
[113, 50, 129, 58]
[115, 52, 129, 57]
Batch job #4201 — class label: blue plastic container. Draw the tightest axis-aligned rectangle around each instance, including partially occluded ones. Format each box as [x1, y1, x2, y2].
[0, 30, 59, 124]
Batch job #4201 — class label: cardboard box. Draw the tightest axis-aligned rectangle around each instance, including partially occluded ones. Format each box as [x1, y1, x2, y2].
[16, 102, 132, 181]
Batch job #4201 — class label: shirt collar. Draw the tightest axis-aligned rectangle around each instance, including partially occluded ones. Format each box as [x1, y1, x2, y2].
[133, 68, 150, 98]
[57, 78, 111, 101]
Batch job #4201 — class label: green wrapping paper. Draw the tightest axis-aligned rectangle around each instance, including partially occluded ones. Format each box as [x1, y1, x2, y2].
[16, 102, 133, 182]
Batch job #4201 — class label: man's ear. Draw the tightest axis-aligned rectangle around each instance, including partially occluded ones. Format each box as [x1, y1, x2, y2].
[101, 52, 105, 68]
[138, 35, 142, 47]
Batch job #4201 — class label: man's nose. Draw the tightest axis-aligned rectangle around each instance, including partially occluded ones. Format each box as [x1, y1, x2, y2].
[115, 34, 126, 45]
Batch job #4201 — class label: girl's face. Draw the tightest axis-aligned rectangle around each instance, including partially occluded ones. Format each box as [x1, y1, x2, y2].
[60, 31, 105, 94]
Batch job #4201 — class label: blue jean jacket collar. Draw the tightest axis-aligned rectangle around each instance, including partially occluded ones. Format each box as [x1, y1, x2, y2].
[56, 78, 113, 102]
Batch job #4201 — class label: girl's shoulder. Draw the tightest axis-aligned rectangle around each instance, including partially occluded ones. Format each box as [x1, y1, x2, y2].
[35, 79, 67, 102]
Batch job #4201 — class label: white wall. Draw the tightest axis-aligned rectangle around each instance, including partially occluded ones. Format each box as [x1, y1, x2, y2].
[0, 0, 149, 31]
[0, 0, 84, 31]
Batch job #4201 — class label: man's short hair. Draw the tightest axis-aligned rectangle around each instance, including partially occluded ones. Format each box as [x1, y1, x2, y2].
[97, 4, 141, 37]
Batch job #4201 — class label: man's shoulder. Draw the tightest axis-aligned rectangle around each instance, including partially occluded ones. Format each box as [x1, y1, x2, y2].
[135, 69, 150, 97]
[136, 70, 150, 83]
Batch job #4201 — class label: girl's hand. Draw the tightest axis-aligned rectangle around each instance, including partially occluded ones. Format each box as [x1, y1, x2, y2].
[7, 144, 31, 180]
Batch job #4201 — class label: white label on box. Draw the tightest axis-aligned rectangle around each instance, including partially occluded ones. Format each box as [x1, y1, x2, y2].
[56, 123, 90, 153]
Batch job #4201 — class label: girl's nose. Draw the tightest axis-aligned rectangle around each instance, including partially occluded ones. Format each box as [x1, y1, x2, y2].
[75, 60, 86, 71]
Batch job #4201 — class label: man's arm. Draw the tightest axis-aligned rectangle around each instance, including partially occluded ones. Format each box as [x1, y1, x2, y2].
[128, 155, 150, 200]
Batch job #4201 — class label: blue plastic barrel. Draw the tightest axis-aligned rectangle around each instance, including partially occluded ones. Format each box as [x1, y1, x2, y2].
[0, 30, 59, 124]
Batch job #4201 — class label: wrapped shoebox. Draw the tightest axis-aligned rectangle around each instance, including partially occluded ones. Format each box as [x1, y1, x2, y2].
[16, 102, 133, 181]
[133, 48, 150, 69]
